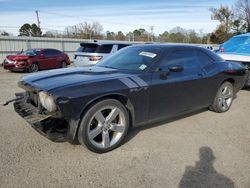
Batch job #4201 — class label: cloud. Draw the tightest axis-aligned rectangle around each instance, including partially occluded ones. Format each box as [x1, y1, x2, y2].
[0, 0, 223, 35]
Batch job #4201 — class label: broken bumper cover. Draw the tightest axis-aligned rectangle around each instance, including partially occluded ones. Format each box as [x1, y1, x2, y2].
[3, 63, 27, 71]
[14, 98, 69, 142]
[3, 60, 28, 71]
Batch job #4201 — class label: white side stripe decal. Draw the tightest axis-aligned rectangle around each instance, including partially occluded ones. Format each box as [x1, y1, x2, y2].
[119, 77, 139, 88]
[129, 76, 148, 87]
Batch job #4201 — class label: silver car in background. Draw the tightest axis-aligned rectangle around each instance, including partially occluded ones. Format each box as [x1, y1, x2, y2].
[73, 42, 131, 67]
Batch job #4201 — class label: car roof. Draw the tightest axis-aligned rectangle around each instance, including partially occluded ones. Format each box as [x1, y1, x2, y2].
[28, 48, 61, 51]
[27, 48, 43, 50]
[127, 43, 223, 61]
[129, 43, 204, 50]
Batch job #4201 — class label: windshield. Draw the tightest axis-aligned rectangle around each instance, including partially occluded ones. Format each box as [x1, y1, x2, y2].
[21, 49, 40, 56]
[222, 36, 250, 54]
[96, 46, 162, 71]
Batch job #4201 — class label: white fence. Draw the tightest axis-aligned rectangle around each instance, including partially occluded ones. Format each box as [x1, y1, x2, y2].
[0, 36, 91, 62]
[0, 36, 218, 63]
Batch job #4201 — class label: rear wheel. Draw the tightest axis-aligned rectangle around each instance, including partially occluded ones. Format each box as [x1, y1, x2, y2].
[28, 63, 39, 73]
[245, 70, 250, 87]
[78, 99, 129, 153]
[61, 61, 67, 68]
[209, 82, 234, 113]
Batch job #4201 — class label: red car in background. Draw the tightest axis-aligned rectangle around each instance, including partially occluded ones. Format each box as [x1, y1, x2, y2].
[3, 48, 71, 72]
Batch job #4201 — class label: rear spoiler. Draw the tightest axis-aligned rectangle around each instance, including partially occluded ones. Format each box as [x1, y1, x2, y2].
[80, 42, 100, 47]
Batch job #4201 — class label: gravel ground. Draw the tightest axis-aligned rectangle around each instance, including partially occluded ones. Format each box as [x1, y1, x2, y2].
[0, 68, 250, 188]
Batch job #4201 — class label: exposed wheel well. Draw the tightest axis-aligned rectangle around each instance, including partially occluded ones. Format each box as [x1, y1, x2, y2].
[74, 94, 134, 141]
[223, 78, 235, 85]
[84, 94, 134, 124]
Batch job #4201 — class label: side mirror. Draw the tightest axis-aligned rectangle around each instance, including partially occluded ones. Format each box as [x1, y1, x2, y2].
[158, 67, 170, 80]
[169, 65, 184, 72]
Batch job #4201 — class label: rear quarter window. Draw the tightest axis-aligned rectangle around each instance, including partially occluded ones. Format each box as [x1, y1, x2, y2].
[51, 49, 62, 56]
[201, 48, 223, 62]
[195, 50, 214, 67]
[44, 49, 62, 56]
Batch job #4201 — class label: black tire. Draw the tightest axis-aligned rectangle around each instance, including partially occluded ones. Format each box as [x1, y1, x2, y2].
[61, 61, 67, 68]
[245, 70, 250, 87]
[209, 82, 234, 113]
[78, 99, 129, 153]
[28, 63, 39, 73]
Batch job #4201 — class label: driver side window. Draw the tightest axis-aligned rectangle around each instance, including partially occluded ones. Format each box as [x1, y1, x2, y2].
[161, 49, 201, 73]
[43, 50, 51, 57]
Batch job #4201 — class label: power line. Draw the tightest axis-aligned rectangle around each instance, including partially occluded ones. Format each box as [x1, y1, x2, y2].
[40, 10, 167, 29]
[0, 10, 177, 34]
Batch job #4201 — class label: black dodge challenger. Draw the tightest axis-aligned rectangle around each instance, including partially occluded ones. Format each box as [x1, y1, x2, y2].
[10, 44, 247, 153]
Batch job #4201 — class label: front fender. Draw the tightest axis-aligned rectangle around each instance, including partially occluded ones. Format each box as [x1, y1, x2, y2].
[65, 92, 135, 143]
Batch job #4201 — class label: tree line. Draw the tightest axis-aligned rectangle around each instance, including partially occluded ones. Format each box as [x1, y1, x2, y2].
[1, 0, 250, 44]
[209, 0, 250, 44]
[0, 23, 210, 44]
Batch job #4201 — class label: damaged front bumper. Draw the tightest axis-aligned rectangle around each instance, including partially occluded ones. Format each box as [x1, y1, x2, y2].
[13, 93, 69, 142]
[3, 63, 27, 71]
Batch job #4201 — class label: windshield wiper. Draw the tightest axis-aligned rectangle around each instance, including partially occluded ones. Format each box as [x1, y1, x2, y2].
[97, 65, 115, 69]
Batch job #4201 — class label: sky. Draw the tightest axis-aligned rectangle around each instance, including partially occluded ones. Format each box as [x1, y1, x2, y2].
[0, 0, 236, 36]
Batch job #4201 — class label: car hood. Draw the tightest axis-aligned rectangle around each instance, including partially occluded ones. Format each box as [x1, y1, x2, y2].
[19, 66, 125, 92]
[7, 55, 30, 61]
[218, 53, 250, 63]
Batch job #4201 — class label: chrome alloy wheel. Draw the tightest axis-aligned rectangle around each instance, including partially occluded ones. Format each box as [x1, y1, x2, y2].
[61, 61, 67, 68]
[87, 106, 126, 149]
[218, 85, 233, 111]
[29, 63, 39, 72]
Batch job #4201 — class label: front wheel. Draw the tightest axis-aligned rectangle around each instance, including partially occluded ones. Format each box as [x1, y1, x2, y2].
[78, 99, 129, 153]
[28, 63, 39, 73]
[209, 82, 234, 113]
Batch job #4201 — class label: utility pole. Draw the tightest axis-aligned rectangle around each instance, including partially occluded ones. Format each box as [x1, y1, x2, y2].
[35, 10, 41, 28]
[199, 29, 203, 44]
[66, 27, 69, 37]
[150, 26, 154, 42]
[74, 25, 77, 38]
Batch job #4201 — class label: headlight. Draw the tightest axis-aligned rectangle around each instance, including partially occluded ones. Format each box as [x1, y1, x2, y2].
[38, 91, 57, 112]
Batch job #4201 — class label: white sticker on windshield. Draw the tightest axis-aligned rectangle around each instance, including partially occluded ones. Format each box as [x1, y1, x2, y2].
[139, 64, 147, 70]
[139, 51, 157, 58]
